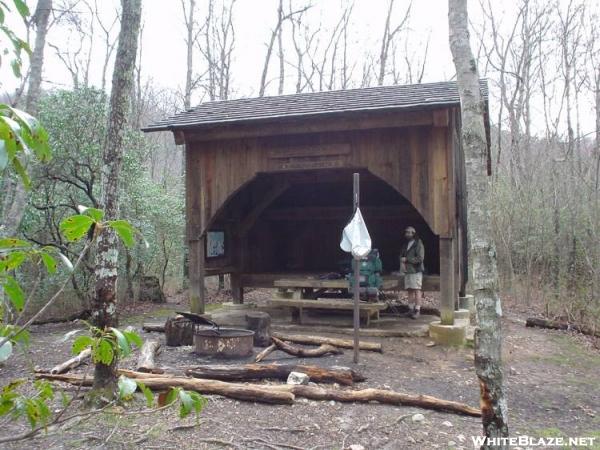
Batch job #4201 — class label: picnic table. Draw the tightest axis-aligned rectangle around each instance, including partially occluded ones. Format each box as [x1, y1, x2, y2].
[268, 277, 395, 326]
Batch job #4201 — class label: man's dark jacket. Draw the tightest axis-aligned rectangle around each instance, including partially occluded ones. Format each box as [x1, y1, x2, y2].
[400, 239, 425, 274]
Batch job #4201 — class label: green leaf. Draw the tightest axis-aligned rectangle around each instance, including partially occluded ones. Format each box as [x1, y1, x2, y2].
[12, 0, 30, 17]
[0, 238, 30, 250]
[118, 376, 137, 400]
[94, 338, 114, 365]
[0, 341, 12, 362]
[40, 252, 57, 273]
[3, 275, 25, 311]
[164, 388, 179, 406]
[178, 389, 193, 418]
[71, 335, 93, 355]
[106, 220, 136, 248]
[2, 250, 26, 270]
[137, 382, 154, 407]
[122, 330, 142, 348]
[59, 214, 94, 242]
[82, 207, 104, 222]
[110, 328, 130, 357]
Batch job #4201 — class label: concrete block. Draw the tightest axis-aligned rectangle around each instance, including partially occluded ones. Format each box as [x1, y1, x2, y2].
[428, 320, 466, 346]
[454, 308, 471, 326]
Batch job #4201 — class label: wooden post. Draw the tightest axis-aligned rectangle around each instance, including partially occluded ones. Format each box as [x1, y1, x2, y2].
[231, 272, 243, 304]
[189, 236, 205, 314]
[352, 173, 360, 364]
[440, 238, 455, 325]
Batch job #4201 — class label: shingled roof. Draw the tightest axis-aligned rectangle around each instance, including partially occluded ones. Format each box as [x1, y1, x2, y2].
[143, 79, 488, 132]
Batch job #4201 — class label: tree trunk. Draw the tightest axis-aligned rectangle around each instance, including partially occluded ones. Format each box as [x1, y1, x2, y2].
[25, 0, 52, 115]
[0, 0, 52, 238]
[448, 0, 509, 443]
[183, 0, 195, 110]
[185, 363, 364, 385]
[91, 0, 142, 399]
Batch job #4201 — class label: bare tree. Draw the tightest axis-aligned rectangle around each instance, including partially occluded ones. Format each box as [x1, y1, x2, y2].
[91, 0, 142, 398]
[181, 0, 201, 109]
[93, 0, 119, 91]
[258, 1, 310, 97]
[449, 0, 509, 442]
[377, 0, 411, 86]
[196, 0, 236, 101]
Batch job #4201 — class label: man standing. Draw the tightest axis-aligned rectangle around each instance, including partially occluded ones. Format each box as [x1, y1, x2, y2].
[400, 226, 425, 319]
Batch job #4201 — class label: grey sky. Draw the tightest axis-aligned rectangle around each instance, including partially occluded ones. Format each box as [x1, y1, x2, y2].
[1, 0, 597, 137]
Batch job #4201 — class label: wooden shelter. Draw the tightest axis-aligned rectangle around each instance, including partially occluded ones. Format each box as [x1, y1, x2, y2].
[144, 80, 489, 323]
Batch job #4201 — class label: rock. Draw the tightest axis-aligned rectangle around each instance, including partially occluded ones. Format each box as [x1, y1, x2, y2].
[287, 371, 310, 385]
[456, 434, 466, 443]
[138, 276, 165, 303]
[442, 420, 453, 427]
[329, 400, 336, 406]
[426, 341, 436, 347]
[510, 366, 519, 375]
[448, 441, 456, 447]
[348, 445, 365, 450]
[411, 413, 425, 423]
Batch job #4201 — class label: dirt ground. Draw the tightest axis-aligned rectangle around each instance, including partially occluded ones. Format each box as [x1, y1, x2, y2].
[1, 288, 599, 450]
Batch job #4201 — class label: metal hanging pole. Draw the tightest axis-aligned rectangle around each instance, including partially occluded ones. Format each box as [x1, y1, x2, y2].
[353, 172, 360, 364]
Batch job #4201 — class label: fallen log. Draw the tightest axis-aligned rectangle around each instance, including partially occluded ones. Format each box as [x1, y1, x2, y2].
[184, 363, 365, 386]
[49, 349, 91, 374]
[271, 337, 342, 358]
[271, 385, 481, 417]
[36, 371, 478, 416]
[137, 340, 163, 374]
[525, 317, 600, 338]
[255, 344, 276, 362]
[37, 369, 479, 416]
[142, 323, 165, 333]
[35, 372, 294, 405]
[272, 332, 382, 352]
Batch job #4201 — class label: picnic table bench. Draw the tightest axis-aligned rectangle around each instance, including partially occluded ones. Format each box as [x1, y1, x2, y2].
[268, 297, 387, 326]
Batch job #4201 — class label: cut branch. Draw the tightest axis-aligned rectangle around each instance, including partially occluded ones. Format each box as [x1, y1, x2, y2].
[272, 333, 382, 352]
[47, 349, 91, 374]
[271, 337, 343, 358]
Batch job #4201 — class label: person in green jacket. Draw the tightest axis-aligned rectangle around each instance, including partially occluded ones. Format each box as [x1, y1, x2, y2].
[400, 226, 425, 319]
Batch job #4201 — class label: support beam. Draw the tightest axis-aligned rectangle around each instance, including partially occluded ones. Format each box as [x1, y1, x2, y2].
[189, 237, 205, 314]
[238, 181, 290, 236]
[439, 238, 455, 325]
[230, 272, 243, 304]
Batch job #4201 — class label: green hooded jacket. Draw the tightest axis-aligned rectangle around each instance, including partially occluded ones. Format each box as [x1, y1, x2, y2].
[400, 239, 425, 274]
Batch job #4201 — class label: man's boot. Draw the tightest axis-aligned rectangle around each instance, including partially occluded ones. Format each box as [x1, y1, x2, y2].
[409, 306, 420, 320]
